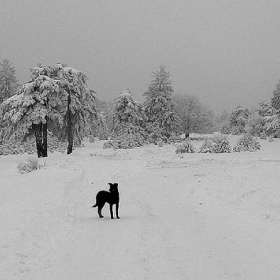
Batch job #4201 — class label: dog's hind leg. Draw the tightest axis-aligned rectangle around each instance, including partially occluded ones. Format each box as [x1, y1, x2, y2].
[98, 202, 105, 218]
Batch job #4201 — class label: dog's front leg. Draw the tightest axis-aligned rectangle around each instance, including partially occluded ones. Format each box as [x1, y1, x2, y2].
[116, 203, 120, 219]
[110, 204, 114, 219]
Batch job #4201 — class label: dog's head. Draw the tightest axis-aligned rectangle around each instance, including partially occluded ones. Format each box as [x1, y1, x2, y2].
[108, 183, 118, 193]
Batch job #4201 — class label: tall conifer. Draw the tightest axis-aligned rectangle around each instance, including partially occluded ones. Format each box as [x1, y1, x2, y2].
[0, 59, 18, 103]
[143, 66, 179, 137]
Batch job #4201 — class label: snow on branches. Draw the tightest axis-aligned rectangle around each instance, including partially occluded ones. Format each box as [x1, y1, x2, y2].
[0, 63, 98, 156]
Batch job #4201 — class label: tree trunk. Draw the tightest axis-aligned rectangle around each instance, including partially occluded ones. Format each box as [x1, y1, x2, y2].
[42, 120, 48, 157]
[184, 118, 190, 139]
[66, 93, 73, 155]
[67, 123, 73, 155]
[33, 121, 48, 158]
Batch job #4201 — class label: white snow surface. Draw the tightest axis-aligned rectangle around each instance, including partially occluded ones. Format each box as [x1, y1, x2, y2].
[1, 137, 280, 279]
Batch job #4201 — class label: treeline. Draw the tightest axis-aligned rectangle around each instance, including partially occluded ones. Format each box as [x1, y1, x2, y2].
[217, 103, 280, 139]
[0, 60, 279, 157]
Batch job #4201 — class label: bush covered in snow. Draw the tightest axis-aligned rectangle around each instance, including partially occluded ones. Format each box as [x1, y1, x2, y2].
[198, 138, 213, 153]
[220, 122, 231, 134]
[199, 135, 231, 153]
[175, 140, 195, 154]
[103, 133, 146, 149]
[144, 124, 180, 145]
[233, 135, 261, 152]
[17, 157, 45, 174]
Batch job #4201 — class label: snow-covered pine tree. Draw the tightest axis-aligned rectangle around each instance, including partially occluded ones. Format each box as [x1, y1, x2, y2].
[0, 63, 98, 157]
[30, 64, 98, 154]
[106, 89, 146, 148]
[143, 66, 179, 138]
[257, 102, 275, 117]
[264, 115, 280, 137]
[0, 59, 18, 103]
[111, 89, 145, 136]
[0, 73, 62, 157]
[246, 103, 278, 137]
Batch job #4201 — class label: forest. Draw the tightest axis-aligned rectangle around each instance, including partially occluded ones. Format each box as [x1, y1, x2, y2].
[0, 59, 279, 157]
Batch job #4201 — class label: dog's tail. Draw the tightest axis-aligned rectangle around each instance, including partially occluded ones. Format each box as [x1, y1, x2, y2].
[92, 203, 97, 208]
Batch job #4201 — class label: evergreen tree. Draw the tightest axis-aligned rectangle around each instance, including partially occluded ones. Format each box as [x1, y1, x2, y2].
[271, 80, 280, 110]
[111, 88, 145, 136]
[143, 66, 179, 137]
[0, 73, 61, 157]
[258, 102, 275, 117]
[31, 64, 98, 154]
[103, 89, 147, 148]
[0, 59, 18, 103]
[264, 115, 280, 137]
[0, 63, 97, 157]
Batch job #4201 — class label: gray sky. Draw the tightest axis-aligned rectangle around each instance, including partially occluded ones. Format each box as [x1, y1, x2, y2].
[1, 0, 280, 113]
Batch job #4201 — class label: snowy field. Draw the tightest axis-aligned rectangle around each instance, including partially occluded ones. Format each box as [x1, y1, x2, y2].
[1, 136, 280, 279]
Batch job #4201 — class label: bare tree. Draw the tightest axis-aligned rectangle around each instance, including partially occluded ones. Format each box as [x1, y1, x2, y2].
[173, 94, 215, 137]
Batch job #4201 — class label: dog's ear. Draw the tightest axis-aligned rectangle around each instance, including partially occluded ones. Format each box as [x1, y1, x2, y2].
[108, 183, 113, 186]
[114, 183, 118, 187]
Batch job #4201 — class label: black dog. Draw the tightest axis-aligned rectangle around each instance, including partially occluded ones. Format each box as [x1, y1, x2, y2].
[92, 183, 120, 219]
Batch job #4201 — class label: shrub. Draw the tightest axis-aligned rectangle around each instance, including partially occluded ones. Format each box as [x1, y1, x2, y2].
[199, 135, 231, 153]
[220, 123, 231, 134]
[233, 135, 261, 152]
[231, 126, 246, 135]
[17, 157, 45, 174]
[103, 133, 146, 149]
[103, 141, 113, 149]
[175, 140, 195, 154]
[198, 138, 214, 153]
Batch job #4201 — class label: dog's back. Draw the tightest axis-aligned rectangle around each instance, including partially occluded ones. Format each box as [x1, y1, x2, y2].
[92, 190, 111, 207]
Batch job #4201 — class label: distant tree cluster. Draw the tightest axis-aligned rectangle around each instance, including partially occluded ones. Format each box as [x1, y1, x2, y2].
[0, 63, 222, 155]
[103, 66, 217, 149]
[2, 59, 280, 156]
[220, 101, 280, 138]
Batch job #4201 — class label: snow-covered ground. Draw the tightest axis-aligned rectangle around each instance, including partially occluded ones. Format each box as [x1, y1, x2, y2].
[1, 137, 280, 279]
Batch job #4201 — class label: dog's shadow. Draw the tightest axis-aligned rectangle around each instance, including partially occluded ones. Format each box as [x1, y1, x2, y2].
[79, 215, 134, 224]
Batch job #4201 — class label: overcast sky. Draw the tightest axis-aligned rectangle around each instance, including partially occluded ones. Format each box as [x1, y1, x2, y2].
[1, 0, 280, 113]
